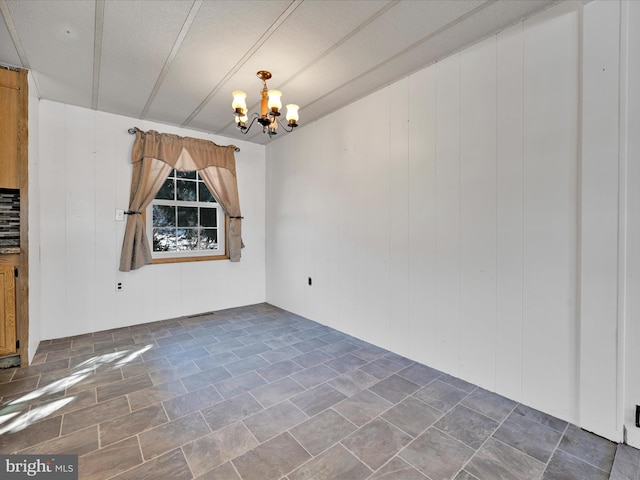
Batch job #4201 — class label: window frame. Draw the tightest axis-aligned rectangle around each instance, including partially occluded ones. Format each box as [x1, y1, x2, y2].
[144, 169, 229, 263]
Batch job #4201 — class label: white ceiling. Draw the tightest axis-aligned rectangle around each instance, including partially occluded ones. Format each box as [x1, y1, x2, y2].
[0, 0, 559, 145]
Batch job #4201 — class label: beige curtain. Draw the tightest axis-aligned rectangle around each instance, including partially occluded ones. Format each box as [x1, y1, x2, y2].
[119, 128, 242, 272]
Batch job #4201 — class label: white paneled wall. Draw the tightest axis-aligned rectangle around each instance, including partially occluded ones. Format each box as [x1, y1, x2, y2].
[38, 102, 266, 340]
[267, 2, 590, 429]
[623, 0, 640, 449]
[521, 2, 579, 423]
[580, 0, 621, 442]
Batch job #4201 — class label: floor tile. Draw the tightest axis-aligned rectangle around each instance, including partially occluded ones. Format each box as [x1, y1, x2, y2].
[232, 432, 311, 480]
[558, 424, 616, 473]
[464, 437, 546, 480]
[194, 461, 241, 480]
[439, 374, 479, 393]
[120, 357, 171, 379]
[397, 363, 443, 386]
[109, 448, 192, 480]
[0, 411, 63, 453]
[291, 349, 334, 368]
[542, 448, 609, 480]
[292, 338, 329, 353]
[256, 359, 303, 382]
[166, 346, 212, 366]
[329, 369, 379, 396]
[147, 362, 200, 384]
[18, 425, 99, 456]
[455, 471, 480, 480]
[127, 380, 187, 410]
[224, 354, 270, 376]
[289, 444, 372, 480]
[318, 331, 350, 344]
[243, 400, 308, 442]
[370, 374, 420, 404]
[162, 384, 223, 419]
[194, 351, 239, 371]
[493, 410, 562, 462]
[320, 340, 360, 357]
[291, 364, 339, 389]
[250, 376, 306, 408]
[99, 403, 168, 446]
[461, 387, 517, 422]
[66, 369, 123, 395]
[182, 421, 258, 477]
[79, 436, 143, 480]
[290, 409, 357, 455]
[180, 366, 232, 392]
[369, 457, 428, 479]
[341, 418, 412, 470]
[333, 389, 392, 426]
[201, 391, 263, 431]
[609, 443, 640, 480]
[382, 396, 442, 437]
[138, 411, 210, 460]
[232, 341, 272, 359]
[434, 404, 499, 450]
[261, 344, 301, 362]
[413, 379, 470, 412]
[324, 353, 368, 374]
[512, 403, 568, 432]
[360, 358, 405, 380]
[214, 371, 267, 399]
[400, 427, 474, 480]
[291, 383, 347, 416]
[61, 396, 130, 435]
[352, 345, 389, 362]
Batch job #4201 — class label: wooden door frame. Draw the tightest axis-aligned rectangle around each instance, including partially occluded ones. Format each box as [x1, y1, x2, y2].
[16, 68, 29, 366]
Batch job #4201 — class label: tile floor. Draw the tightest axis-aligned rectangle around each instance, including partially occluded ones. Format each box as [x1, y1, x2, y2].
[610, 443, 640, 480]
[0, 303, 619, 479]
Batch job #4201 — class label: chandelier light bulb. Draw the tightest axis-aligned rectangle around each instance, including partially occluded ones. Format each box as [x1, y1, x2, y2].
[232, 91, 247, 114]
[267, 90, 282, 114]
[285, 104, 299, 126]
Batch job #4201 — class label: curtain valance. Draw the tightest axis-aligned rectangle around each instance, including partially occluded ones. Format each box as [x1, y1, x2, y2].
[131, 128, 237, 176]
[119, 128, 243, 272]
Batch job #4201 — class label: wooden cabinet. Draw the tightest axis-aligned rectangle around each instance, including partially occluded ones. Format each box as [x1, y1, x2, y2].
[0, 67, 28, 364]
[0, 266, 16, 356]
[0, 69, 20, 189]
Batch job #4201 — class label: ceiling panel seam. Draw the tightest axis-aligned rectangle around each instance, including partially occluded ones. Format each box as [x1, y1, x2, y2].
[139, 0, 203, 119]
[279, 0, 401, 91]
[302, 0, 498, 114]
[217, 0, 403, 135]
[0, 0, 39, 97]
[180, 0, 303, 128]
[92, 0, 104, 110]
[0, 0, 27, 68]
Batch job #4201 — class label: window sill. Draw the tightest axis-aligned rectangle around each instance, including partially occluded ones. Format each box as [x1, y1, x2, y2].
[151, 253, 230, 264]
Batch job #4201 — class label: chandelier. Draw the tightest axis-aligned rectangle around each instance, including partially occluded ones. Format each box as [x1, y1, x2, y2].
[232, 70, 299, 138]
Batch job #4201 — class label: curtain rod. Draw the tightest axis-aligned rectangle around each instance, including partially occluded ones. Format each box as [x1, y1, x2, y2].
[127, 128, 240, 152]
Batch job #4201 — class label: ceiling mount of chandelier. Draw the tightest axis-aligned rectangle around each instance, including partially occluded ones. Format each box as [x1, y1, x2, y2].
[232, 70, 299, 138]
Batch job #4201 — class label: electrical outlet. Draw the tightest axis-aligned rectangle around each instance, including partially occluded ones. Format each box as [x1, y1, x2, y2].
[115, 209, 125, 221]
[116, 282, 123, 292]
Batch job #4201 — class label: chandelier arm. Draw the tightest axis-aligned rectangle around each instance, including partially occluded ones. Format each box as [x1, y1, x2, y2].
[276, 117, 295, 133]
[237, 113, 261, 135]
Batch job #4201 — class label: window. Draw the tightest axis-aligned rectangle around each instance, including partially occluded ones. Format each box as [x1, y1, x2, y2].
[146, 169, 227, 261]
